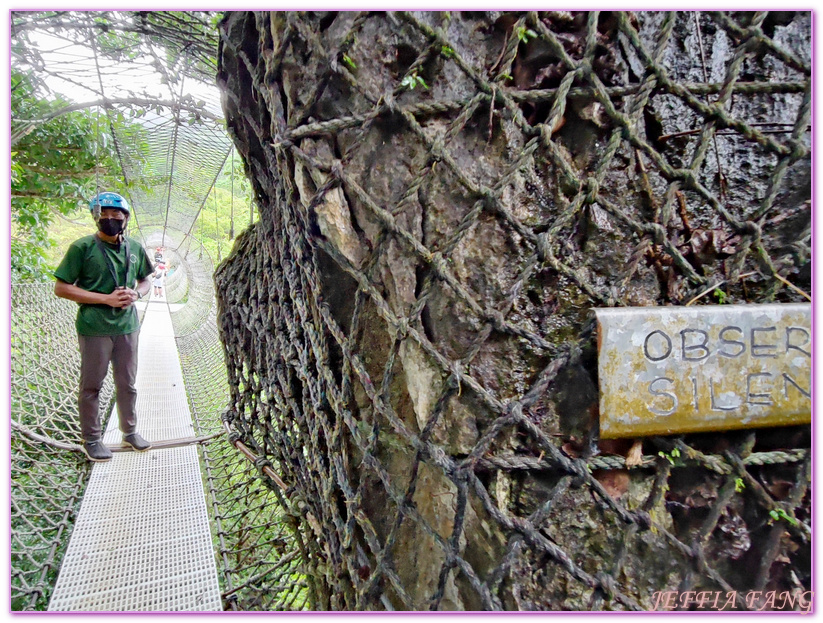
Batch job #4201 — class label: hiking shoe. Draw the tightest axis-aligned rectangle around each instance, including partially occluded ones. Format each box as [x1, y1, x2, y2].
[82, 440, 113, 462]
[123, 433, 152, 452]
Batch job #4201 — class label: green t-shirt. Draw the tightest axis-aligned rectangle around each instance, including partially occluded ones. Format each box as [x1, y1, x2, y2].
[54, 234, 154, 336]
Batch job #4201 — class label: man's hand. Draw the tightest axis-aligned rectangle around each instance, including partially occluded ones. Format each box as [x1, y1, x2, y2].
[107, 287, 136, 308]
[56, 279, 149, 307]
[123, 287, 140, 304]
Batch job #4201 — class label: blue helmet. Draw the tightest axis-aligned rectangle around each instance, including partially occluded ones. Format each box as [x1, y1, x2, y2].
[89, 191, 130, 217]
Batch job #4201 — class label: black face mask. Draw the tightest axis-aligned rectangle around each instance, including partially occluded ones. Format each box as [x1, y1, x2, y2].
[98, 218, 125, 237]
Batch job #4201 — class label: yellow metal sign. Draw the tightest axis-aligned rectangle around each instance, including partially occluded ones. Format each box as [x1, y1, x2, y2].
[595, 304, 811, 438]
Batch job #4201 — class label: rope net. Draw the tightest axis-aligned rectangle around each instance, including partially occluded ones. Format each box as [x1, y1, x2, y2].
[173, 248, 309, 610]
[11, 285, 101, 611]
[215, 11, 811, 611]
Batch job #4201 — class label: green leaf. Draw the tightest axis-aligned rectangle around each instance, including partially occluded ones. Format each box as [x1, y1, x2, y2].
[342, 53, 357, 70]
[400, 71, 429, 92]
[658, 451, 675, 466]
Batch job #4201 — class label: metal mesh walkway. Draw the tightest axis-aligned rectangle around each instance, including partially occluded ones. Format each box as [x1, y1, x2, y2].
[47, 298, 222, 612]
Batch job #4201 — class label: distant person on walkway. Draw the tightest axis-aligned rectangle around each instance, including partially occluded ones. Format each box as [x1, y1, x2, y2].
[152, 264, 166, 298]
[54, 191, 155, 462]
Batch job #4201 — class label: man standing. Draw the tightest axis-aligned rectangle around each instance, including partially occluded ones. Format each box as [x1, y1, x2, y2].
[54, 191, 155, 462]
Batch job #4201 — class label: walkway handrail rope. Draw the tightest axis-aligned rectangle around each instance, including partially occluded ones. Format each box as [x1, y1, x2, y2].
[476, 448, 809, 475]
[218, 410, 807, 482]
[14, 409, 808, 480]
[12, 419, 224, 453]
[214, 185, 221, 262]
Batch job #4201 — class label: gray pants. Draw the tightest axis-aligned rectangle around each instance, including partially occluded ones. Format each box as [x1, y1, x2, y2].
[78, 332, 140, 442]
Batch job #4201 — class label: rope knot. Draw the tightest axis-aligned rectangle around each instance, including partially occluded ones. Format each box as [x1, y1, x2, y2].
[330, 160, 345, 180]
[429, 251, 448, 273]
[395, 317, 410, 339]
[254, 456, 272, 473]
[228, 431, 241, 444]
[450, 360, 463, 378]
[488, 309, 507, 331]
[275, 137, 293, 152]
[679, 169, 697, 187]
[691, 545, 706, 568]
[480, 189, 501, 215]
[648, 222, 667, 245]
[595, 572, 616, 600]
[382, 91, 397, 114]
[789, 141, 808, 161]
[536, 232, 552, 263]
[633, 510, 652, 531]
[739, 220, 761, 238]
[430, 139, 445, 162]
[584, 177, 600, 204]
